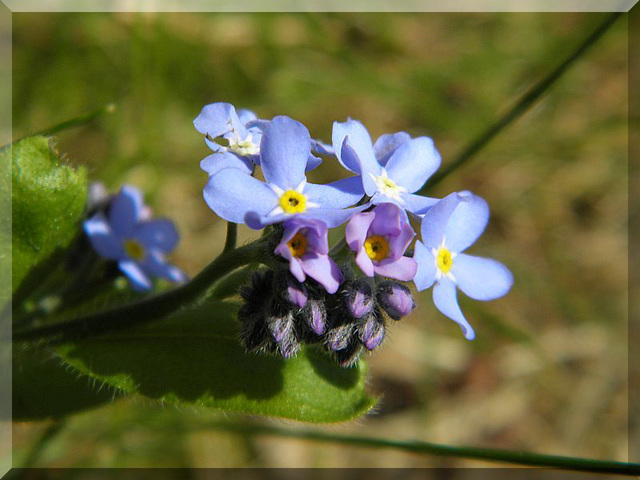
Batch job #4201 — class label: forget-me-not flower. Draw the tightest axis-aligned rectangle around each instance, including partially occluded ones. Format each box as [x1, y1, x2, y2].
[194, 102, 323, 176]
[332, 120, 441, 214]
[345, 202, 417, 281]
[203, 115, 365, 229]
[412, 191, 513, 340]
[84, 185, 187, 291]
[274, 217, 342, 294]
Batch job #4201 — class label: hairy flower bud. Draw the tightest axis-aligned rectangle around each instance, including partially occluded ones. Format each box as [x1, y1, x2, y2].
[333, 340, 363, 368]
[325, 322, 356, 352]
[344, 279, 374, 319]
[358, 309, 385, 350]
[377, 281, 415, 320]
[283, 276, 308, 309]
[301, 299, 327, 336]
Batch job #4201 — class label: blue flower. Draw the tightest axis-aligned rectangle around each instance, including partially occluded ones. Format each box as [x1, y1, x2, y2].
[83, 185, 187, 291]
[412, 191, 513, 340]
[203, 115, 365, 229]
[194, 102, 322, 176]
[332, 120, 441, 214]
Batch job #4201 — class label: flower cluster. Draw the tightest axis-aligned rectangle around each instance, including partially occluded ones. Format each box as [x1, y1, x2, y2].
[196, 102, 513, 363]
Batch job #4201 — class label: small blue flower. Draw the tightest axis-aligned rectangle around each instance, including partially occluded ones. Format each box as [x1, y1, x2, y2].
[332, 120, 441, 214]
[203, 115, 365, 229]
[83, 185, 187, 291]
[194, 102, 323, 176]
[412, 191, 513, 340]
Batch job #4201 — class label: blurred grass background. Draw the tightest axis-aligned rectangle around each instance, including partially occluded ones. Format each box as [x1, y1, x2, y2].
[10, 12, 628, 469]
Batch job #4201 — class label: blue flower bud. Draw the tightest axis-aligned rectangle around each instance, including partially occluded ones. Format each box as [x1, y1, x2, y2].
[268, 312, 294, 343]
[325, 323, 356, 351]
[302, 299, 326, 335]
[284, 277, 308, 309]
[358, 311, 385, 350]
[345, 279, 374, 319]
[377, 281, 415, 320]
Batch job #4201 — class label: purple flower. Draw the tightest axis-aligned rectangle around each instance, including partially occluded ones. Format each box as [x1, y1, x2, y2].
[332, 120, 441, 214]
[203, 115, 365, 229]
[83, 185, 187, 291]
[345, 203, 417, 281]
[195, 103, 323, 177]
[413, 191, 514, 340]
[274, 217, 342, 294]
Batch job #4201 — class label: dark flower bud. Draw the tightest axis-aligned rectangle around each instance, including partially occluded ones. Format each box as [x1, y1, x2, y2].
[333, 340, 363, 368]
[283, 277, 308, 309]
[238, 306, 272, 352]
[325, 322, 356, 352]
[345, 279, 374, 319]
[301, 299, 327, 335]
[268, 311, 294, 343]
[377, 281, 415, 320]
[358, 311, 385, 350]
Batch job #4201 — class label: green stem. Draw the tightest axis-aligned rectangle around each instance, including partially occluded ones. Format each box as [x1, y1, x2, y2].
[35, 103, 116, 138]
[11, 240, 266, 343]
[208, 265, 254, 300]
[419, 12, 623, 193]
[202, 421, 638, 475]
[223, 222, 238, 254]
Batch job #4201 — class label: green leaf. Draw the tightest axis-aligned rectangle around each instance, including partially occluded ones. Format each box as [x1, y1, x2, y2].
[57, 301, 376, 423]
[11, 347, 121, 421]
[10, 136, 87, 300]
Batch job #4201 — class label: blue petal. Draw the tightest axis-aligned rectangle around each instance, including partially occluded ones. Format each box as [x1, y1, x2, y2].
[245, 205, 366, 230]
[373, 132, 411, 166]
[133, 219, 180, 253]
[304, 177, 365, 209]
[311, 139, 335, 156]
[204, 168, 278, 224]
[260, 115, 310, 190]
[445, 193, 489, 253]
[84, 214, 125, 260]
[193, 103, 244, 138]
[419, 191, 469, 249]
[200, 151, 253, 177]
[237, 108, 258, 124]
[141, 250, 188, 283]
[412, 241, 436, 291]
[385, 137, 441, 193]
[108, 185, 143, 237]
[304, 206, 368, 228]
[332, 120, 378, 174]
[452, 253, 513, 301]
[306, 153, 323, 172]
[342, 138, 380, 196]
[118, 260, 153, 291]
[432, 277, 475, 340]
[402, 193, 440, 215]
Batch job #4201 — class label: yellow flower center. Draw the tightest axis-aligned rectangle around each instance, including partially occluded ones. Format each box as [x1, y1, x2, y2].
[364, 235, 389, 262]
[436, 247, 453, 274]
[288, 232, 308, 257]
[124, 240, 146, 261]
[279, 190, 307, 214]
[382, 178, 398, 190]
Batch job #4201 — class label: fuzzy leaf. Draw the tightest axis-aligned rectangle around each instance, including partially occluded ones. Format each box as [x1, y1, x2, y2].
[10, 136, 87, 301]
[57, 301, 376, 423]
[11, 347, 120, 420]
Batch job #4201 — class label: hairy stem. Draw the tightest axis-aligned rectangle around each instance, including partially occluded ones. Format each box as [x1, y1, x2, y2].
[223, 222, 238, 253]
[11, 240, 266, 343]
